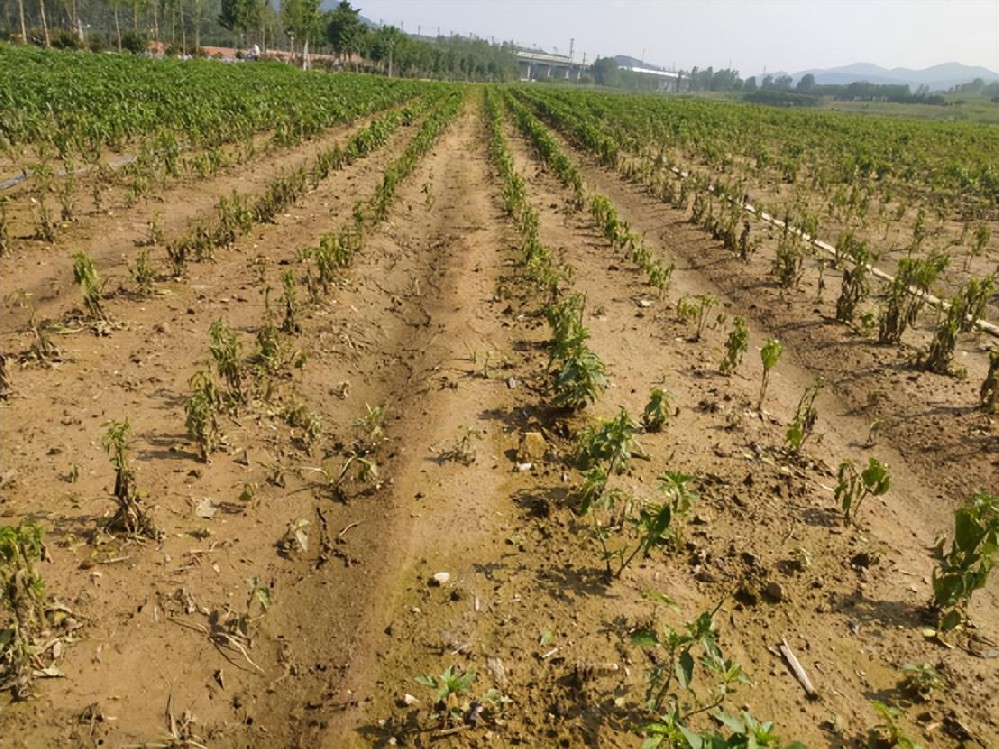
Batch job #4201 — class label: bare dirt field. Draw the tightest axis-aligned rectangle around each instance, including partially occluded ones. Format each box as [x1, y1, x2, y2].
[1, 91, 996, 748]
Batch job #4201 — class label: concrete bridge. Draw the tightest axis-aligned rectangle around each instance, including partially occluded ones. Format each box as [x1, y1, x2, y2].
[516, 51, 588, 82]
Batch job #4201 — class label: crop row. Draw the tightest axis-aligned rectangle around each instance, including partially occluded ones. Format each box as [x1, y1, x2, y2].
[484, 85, 999, 746]
[0, 45, 437, 169]
[514, 86, 999, 218]
[0, 89, 466, 704]
[512, 86, 999, 386]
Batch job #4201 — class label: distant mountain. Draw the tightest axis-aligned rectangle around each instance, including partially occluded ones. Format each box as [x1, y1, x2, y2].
[793, 62, 998, 91]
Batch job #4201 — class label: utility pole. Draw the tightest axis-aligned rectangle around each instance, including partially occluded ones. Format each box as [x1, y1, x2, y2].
[569, 37, 574, 61]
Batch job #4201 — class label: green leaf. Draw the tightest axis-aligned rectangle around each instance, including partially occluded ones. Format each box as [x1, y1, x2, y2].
[676, 650, 695, 690]
[631, 628, 660, 647]
[642, 590, 679, 609]
[539, 629, 554, 647]
[677, 723, 704, 749]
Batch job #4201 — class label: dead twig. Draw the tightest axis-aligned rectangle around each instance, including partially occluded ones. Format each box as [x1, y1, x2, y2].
[337, 521, 361, 542]
[777, 637, 819, 700]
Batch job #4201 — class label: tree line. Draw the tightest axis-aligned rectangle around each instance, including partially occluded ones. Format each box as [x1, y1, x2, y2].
[1, 0, 521, 82]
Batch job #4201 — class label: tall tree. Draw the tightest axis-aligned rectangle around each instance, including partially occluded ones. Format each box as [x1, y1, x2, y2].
[368, 25, 402, 77]
[281, 0, 321, 67]
[16, 0, 27, 42]
[219, 0, 261, 44]
[325, 0, 362, 63]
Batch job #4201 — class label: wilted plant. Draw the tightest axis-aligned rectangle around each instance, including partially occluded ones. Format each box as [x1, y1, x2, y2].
[836, 457, 890, 526]
[980, 350, 999, 413]
[72, 251, 107, 321]
[647, 259, 674, 296]
[0, 354, 9, 400]
[757, 338, 783, 411]
[955, 275, 994, 334]
[209, 319, 244, 405]
[277, 519, 310, 558]
[254, 319, 284, 379]
[931, 492, 999, 632]
[353, 404, 387, 448]
[0, 520, 49, 698]
[284, 404, 321, 451]
[922, 296, 963, 375]
[0, 196, 9, 257]
[772, 232, 804, 289]
[441, 426, 483, 466]
[129, 249, 156, 296]
[899, 663, 944, 701]
[878, 254, 948, 345]
[643, 387, 674, 433]
[30, 164, 56, 242]
[784, 377, 823, 453]
[720, 316, 749, 375]
[327, 450, 380, 504]
[835, 235, 873, 324]
[102, 419, 157, 537]
[186, 371, 222, 463]
[280, 269, 299, 334]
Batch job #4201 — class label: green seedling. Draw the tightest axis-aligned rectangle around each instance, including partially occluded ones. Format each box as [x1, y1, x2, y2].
[642, 387, 675, 433]
[632, 600, 757, 747]
[577, 409, 642, 474]
[931, 491, 999, 632]
[757, 338, 783, 410]
[720, 316, 749, 375]
[690, 294, 718, 341]
[870, 701, 924, 749]
[415, 664, 476, 729]
[553, 347, 608, 411]
[634, 600, 803, 748]
[836, 457, 890, 526]
[655, 471, 697, 553]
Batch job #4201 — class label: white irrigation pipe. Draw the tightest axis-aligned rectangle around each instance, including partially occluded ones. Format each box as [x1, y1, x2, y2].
[662, 163, 999, 340]
[0, 154, 138, 192]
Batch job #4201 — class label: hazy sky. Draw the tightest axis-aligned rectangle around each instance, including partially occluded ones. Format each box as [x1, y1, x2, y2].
[353, 1, 999, 76]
